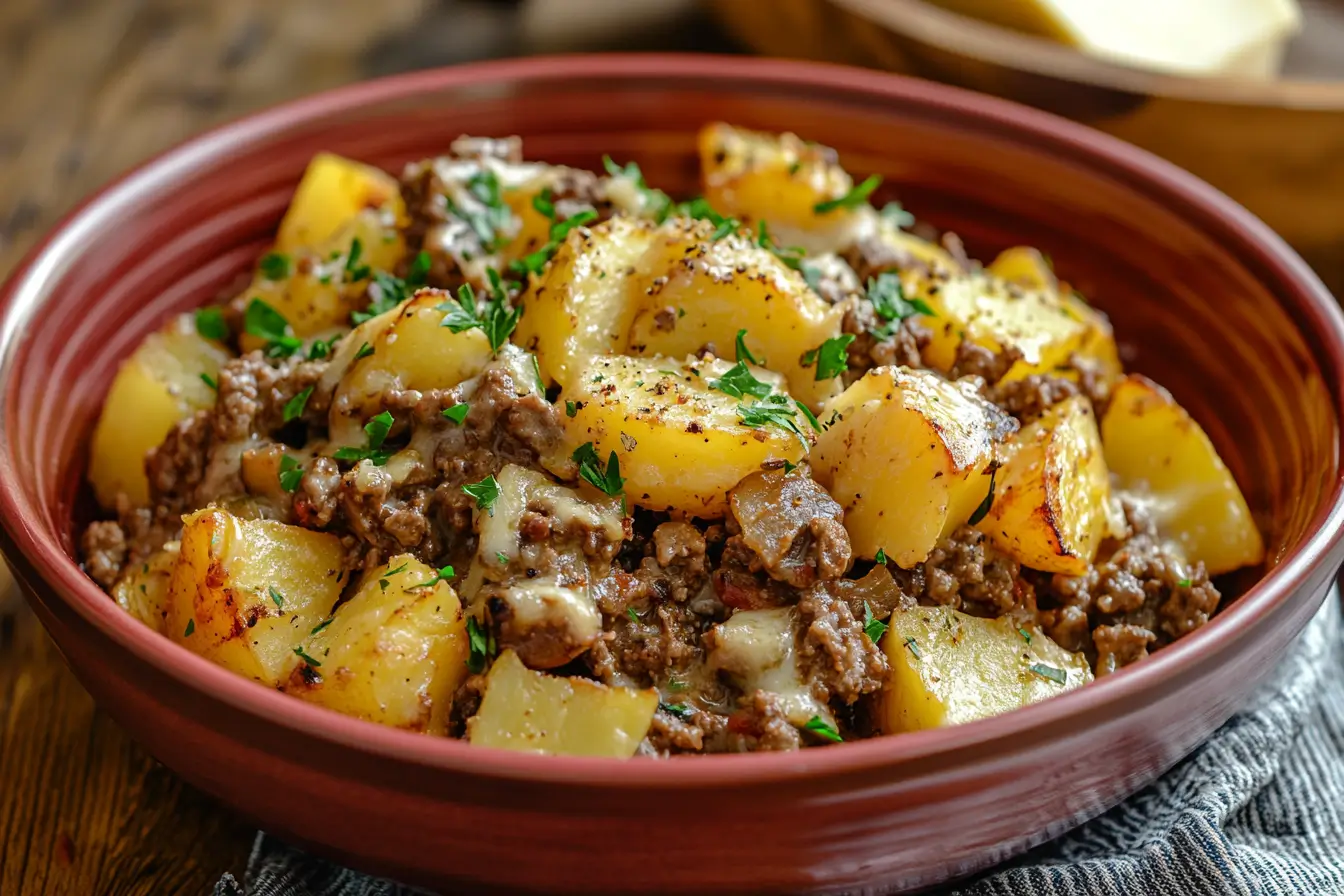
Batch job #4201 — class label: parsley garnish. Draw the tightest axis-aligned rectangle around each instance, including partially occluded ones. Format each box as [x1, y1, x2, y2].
[195, 307, 229, 341]
[293, 646, 322, 668]
[310, 617, 334, 636]
[1018, 627, 1033, 645]
[183, 619, 195, 637]
[269, 586, 285, 610]
[332, 412, 396, 466]
[565, 400, 578, 418]
[364, 411, 394, 448]
[466, 616, 496, 673]
[573, 443, 625, 497]
[308, 338, 332, 360]
[734, 328, 759, 364]
[462, 475, 501, 515]
[495, 551, 508, 564]
[738, 394, 809, 447]
[532, 187, 555, 221]
[626, 607, 639, 623]
[1177, 578, 1193, 588]
[278, 455, 303, 492]
[283, 385, 313, 423]
[903, 636, 922, 659]
[601, 156, 674, 221]
[709, 361, 772, 400]
[411, 564, 455, 590]
[660, 702, 694, 720]
[755, 221, 805, 270]
[875, 547, 888, 565]
[450, 169, 513, 251]
[258, 251, 292, 281]
[868, 273, 935, 338]
[967, 468, 996, 526]
[795, 399, 822, 433]
[354, 342, 374, 361]
[200, 373, 218, 391]
[1029, 663, 1067, 686]
[508, 209, 600, 278]
[803, 716, 843, 743]
[879, 201, 915, 229]
[862, 601, 888, 644]
[802, 334, 855, 381]
[442, 403, 469, 425]
[436, 271, 521, 353]
[344, 237, 371, 281]
[814, 174, 881, 214]
[406, 249, 432, 285]
[244, 298, 301, 358]
[800, 263, 824, 294]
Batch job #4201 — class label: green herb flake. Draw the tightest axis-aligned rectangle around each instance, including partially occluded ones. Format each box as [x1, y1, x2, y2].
[572, 443, 625, 497]
[531, 187, 556, 221]
[734, 328, 759, 365]
[436, 272, 521, 353]
[1177, 578, 1193, 588]
[310, 617, 334, 636]
[755, 221, 805, 270]
[862, 601, 889, 645]
[466, 616, 496, 673]
[495, 551, 509, 564]
[800, 263, 824, 294]
[666, 678, 688, 692]
[879, 201, 915, 229]
[660, 702, 694, 720]
[814, 174, 882, 214]
[364, 411, 394, 449]
[967, 467, 997, 526]
[627, 607, 639, 623]
[283, 385, 314, 423]
[411, 564, 455, 590]
[344, 237, 370, 281]
[462, 475, 501, 515]
[868, 273, 936, 338]
[183, 619, 195, 637]
[244, 298, 302, 358]
[1018, 627, 1033, 645]
[268, 586, 286, 611]
[194, 307, 229, 341]
[278, 455, 304, 493]
[709, 362, 772, 401]
[903, 636, 922, 660]
[795, 399, 822, 433]
[307, 339, 331, 360]
[293, 645, 322, 668]
[258, 251, 292, 281]
[442, 403, 470, 425]
[200, 373, 218, 391]
[807, 334, 855, 381]
[1030, 662, 1067, 686]
[565, 400, 578, 418]
[803, 715, 843, 743]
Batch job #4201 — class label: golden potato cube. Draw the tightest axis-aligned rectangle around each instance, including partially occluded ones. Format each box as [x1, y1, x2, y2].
[1102, 375, 1264, 575]
[514, 215, 658, 389]
[697, 122, 866, 252]
[813, 367, 1013, 566]
[978, 395, 1120, 575]
[468, 650, 658, 757]
[88, 314, 232, 508]
[275, 152, 402, 253]
[627, 219, 846, 409]
[166, 509, 348, 687]
[329, 289, 495, 448]
[112, 544, 179, 634]
[864, 220, 962, 278]
[881, 605, 1092, 733]
[287, 555, 468, 733]
[562, 354, 805, 517]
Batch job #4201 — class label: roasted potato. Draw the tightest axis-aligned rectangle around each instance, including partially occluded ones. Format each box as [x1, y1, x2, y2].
[626, 218, 846, 409]
[166, 508, 348, 687]
[275, 152, 403, 253]
[1102, 375, 1264, 575]
[697, 122, 868, 253]
[88, 314, 233, 508]
[708, 607, 833, 728]
[111, 544, 179, 634]
[514, 215, 658, 389]
[881, 605, 1092, 733]
[561, 354, 807, 516]
[978, 395, 1121, 575]
[468, 650, 658, 757]
[286, 555, 468, 733]
[813, 366, 1015, 566]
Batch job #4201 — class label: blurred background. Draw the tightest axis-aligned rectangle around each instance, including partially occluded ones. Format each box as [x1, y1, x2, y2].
[0, 0, 1341, 892]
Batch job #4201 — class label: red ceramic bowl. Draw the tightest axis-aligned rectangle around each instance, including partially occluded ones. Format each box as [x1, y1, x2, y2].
[1, 55, 1342, 895]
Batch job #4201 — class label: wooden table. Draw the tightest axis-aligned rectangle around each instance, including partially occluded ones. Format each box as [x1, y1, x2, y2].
[0, 1, 726, 892]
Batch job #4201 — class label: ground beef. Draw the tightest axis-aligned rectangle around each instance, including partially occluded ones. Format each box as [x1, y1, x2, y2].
[808, 565, 914, 623]
[840, 296, 928, 381]
[987, 374, 1081, 423]
[644, 705, 730, 755]
[1093, 624, 1156, 676]
[446, 673, 488, 739]
[81, 521, 127, 589]
[796, 587, 888, 704]
[728, 468, 852, 589]
[722, 691, 802, 752]
[893, 525, 1031, 620]
[948, 341, 1023, 385]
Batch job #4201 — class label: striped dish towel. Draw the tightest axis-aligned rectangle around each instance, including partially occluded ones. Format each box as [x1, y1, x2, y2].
[216, 593, 1344, 896]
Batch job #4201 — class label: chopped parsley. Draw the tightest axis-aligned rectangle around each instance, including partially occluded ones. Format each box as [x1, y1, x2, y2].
[573, 443, 625, 497]
[450, 169, 513, 251]
[879, 201, 915, 229]
[269, 586, 285, 611]
[814, 174, 881, 214]
[283, 385, 313, 423]
[862, 601, 889, 644]
[602, 156, 674, 221]
[800, 263, 824, 295]
[183, 619, 195, 637]
[310, 617, 334, 636]
[795, 400, 822, 433]
[462, 474, 501, 515]
[967, 467, 997, 526]
[292, 645, 322, 668]
[565, 400, 578, 418]
[1029, 663, 1067, 686]
[363, 410, 394, 448]
[802, 334, 855, 381]
[803, 716, 843, 743]
[737, 394, 809, 448]
[875, 547, 888, 565]
[466, 616, 496, 673]
[755, 221, 805, 270]
[660, 702, 694, 720]
[406, 249, 432, 285]
[344, 237, 371, 281]
[709, 361, 772, 401]
[278, 455, 303, 492]
[626, 607, 639, 623]
[436, 271, 521, 353]
[532, 187, 556, 220]
[307, 338, 332, 360]
[411, 564, 455, 590]
[903, 636, 922, 659]
[199, 373, 218, 392]
[350, 252, 432, 325]
[1018, 627, 1033, 645]
[332, 411, 396, 466]
[258, 251, 292, 281]
[868, 273, 935, 338]
[353, 342, 374, 361]
[442, 403, 470, 425]
[495, 551, 509, 564]
[734, 328, 759, 365]
[1177, 578, 1193, 588]
[508, 208, 600, 278]
[244, 298, 301, 358]
[676, 196, 740, 238]
[194, 307, 229, 341]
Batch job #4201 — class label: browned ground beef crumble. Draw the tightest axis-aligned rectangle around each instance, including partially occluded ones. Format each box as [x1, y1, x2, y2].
[80, 144, 1227, 754]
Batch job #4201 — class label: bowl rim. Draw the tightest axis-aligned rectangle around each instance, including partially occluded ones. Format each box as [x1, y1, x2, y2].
[832, 0, 1344, 109]
[2, 52, 1342, 788]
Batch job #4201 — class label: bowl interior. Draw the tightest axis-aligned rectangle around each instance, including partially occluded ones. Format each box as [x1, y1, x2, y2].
[0, 56, 1340, 752]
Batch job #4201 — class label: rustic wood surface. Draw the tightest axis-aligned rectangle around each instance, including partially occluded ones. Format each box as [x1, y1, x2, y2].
[0, 2, 725, 893]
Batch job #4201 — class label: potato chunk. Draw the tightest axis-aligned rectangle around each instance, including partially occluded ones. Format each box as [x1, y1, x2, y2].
[514, 215, 658, 389]
[697, 122, 867, 253]
[978, 395, 1120, 575]
[562, 354, 806, 516]
[627, 219, 846, 409]
[88, 314, 232, 508]
[881, 605, 1092, 733]
[329, 288, 494, 448]
[112, 544, 179, 634]
[468, 650, 658, 757]
[1102, 375, 1264, 575]
[286, 555, 468, 733]
[813, 367, 1014, 566]
[275, 152, 402, 253]
[166, 509, 347, 687]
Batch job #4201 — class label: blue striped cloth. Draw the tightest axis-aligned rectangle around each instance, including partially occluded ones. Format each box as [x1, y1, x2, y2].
[216, 594, 1344, 896]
